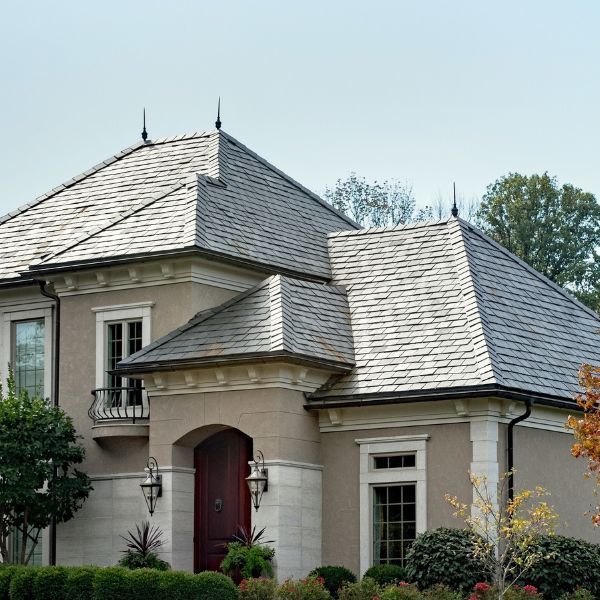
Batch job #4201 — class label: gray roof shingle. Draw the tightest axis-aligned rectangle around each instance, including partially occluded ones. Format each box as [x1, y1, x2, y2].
[117, 274, 354, 370]
[0, 130, 356, 282]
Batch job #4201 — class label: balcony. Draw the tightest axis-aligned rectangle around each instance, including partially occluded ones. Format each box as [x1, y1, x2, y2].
[89, 387, 149, 440]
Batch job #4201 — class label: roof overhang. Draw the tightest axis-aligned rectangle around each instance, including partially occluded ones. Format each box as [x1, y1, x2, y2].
[305, 383, 580, 412]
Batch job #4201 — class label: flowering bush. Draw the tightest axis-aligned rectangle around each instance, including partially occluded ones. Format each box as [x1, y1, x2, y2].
[422, 584, 462, 599]
[338, 577, 381, 600]
[379, 582, 422, 600]
[309, 566, 356, 598]
[469, 582, 542, 600]
[240, 576, 277, 599]
[276, 576, 332, 599]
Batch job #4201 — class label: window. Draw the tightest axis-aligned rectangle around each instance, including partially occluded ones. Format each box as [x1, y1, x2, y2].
[106, 319, 143, 407]
[373, 484, 417, 566]
[356, 434, 428, 574]
[12, 319, 45, 397]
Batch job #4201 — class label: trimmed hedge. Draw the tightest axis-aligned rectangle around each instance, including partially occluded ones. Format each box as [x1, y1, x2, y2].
[31, 567, 67, 600]
[9, 567, 38, 600]
[520, 535, 600, 599]
[363, 564, 408, 586]
[192, 571, 239, 599]
[405, 528, 490, 592]
[309, 566, 357, 598]
[64, 567, 98, 600]
[0, 566, 19, 600]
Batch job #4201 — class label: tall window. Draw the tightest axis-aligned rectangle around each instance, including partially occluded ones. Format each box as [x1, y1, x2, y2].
[12, 319, 45, 397]
[373, 483, 417, 566]
[106, 320, 142, 406]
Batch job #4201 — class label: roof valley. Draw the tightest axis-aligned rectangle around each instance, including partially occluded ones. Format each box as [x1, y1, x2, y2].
[447, 218, 502, 386]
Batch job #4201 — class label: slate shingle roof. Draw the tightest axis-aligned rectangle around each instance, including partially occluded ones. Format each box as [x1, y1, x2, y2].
[311, 218, 600, 401]
[117, 274, 354, 371]
[0, 130, 356, 283]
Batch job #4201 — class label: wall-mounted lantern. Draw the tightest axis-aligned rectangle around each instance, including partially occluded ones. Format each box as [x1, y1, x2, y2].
[140, 457, 162, 516]
[245, 450, 268, 511]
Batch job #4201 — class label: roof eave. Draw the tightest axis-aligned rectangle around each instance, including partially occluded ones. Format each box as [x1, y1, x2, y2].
[114, 350, 354, 376]
[305, 383, 580, 412]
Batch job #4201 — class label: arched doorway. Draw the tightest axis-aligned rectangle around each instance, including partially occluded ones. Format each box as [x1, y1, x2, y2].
[194, 428, 252, 572]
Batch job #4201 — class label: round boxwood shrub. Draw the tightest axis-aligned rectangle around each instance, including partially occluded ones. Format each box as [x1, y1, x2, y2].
[9, 567, 39, 600]
[92, 567, 133, 600]
[32, 566, 68, 600]
[64, 566, 98, 600]
[158, 570, 197, 600]
[309, 566, 357, 598]
[128, 568, 163, 600]
[405, 528, 490, 592]
[519, 535, 600, 599]
[363, 564, 408, 586]
[192, 571, 239, 600]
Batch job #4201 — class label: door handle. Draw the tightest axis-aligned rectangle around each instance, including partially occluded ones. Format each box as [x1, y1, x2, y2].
[215, 498, 223, 512]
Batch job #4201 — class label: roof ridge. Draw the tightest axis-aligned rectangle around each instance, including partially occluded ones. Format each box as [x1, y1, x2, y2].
[118, 276, 275, 366]
[461, 218, 600, 320]
[0, 139, 147, 228]
[327, 218, 451, 239]
[220, 131, 360, 229]
[141, 130, 213, 146]
[447, 219, 501, 385]
[33, 181, 188, 266]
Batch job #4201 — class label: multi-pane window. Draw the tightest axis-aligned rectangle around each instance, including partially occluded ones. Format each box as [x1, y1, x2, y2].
[12, 319, 45, 398]
[374, 454, 416, 469]
[106, 320, 142, 406]
[373, 484, 417, 567]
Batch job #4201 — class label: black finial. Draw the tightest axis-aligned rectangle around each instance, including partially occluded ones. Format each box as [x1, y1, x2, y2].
[142, 108, 148, 141]
[451, 181, 459, 217]
[215, 97, 222, 130]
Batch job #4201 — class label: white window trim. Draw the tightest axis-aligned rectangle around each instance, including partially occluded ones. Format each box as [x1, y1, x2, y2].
[1, 308, 53, 399]
[356, 434, 429, 576]
[92, 302, 153, 388]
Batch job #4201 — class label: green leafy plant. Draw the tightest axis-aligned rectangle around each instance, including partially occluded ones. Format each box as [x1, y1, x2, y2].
[338, 577, 381, 600]
[64, 566, 98, 600]
[309, 566, 356, 598]
[232, 525, 275, 547]
[276, 576, 331, 599]
[9, 566, 39, 600]
[558, 590, 595, 600]
[32, 566, 68, 600]
[0, 566, 20, 600]
[518, 535, 600, 599]
[92, 567, 133, 600]
[363, 564, 408, 587]
[406, 528, 490, 592]
[118, 521, 170, 571]
[129, 568, 162, 600]
[239, 577, 277, 599]
[422, 584, 462, 599]
[192, 571, 239, 600]
[379, 582, 423, 600]
[158, 570, 198, 600]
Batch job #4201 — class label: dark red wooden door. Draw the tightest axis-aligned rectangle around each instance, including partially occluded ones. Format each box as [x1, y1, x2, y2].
[194, 429, 252, 572]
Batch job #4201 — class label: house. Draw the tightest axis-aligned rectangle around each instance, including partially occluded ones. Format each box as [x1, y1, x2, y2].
[0, 127, 598, 579]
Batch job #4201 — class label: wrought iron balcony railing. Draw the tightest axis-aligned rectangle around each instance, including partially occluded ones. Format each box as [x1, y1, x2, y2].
[89, 387, 149, 424]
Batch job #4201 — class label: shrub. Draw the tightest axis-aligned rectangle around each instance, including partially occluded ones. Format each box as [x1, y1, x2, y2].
[221, 542, 275, 579]
[118, 521, 170, 571]
[405, 528, 489, 592]
[192, 571, 239, 600]
[379, 582, 423, 600]
[92, 567, 132, 600]
[470, 582, 542, 600]
[338, 577, 381, 600]
[118, 551, 170, 571]
[558, 591, 595, 600]
[309, 566, 356, 598]
[158, 570, 197, 600]
[519, 535, 600, 599]
[32, 566, 68, 600]
[9, 567, 38, 600]
[276, 576, 332, 599]
[363, 564, 408, 587]
[0, 566, 19, 600]
[64, 566, 98, 600]
[239, 577, 277, 600]
[422, 584, 462, 600]
[129, 568, 162, 600]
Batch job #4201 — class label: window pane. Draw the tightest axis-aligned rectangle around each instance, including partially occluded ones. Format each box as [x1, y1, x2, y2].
[372, 484, 417, 567]
[13, 320, 45, 398]
[107, 323, 123, 389]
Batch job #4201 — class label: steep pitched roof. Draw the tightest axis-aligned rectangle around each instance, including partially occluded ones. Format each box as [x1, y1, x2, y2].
[117, 274, 354, 371]
[311, 218, 600, 402]
[0, 130, 356, 283]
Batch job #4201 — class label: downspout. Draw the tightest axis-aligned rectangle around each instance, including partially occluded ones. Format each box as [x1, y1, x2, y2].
[37, 280, 59, 566]
[507, 398, 533, 502]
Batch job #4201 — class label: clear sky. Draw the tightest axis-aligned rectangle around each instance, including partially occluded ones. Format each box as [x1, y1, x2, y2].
[1, 1, 599, 217]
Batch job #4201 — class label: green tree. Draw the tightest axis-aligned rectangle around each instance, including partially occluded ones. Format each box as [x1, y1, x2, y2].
[0, 371, 91, 564]
[324, 173, 433, 227]
[477, 173, 600, 309]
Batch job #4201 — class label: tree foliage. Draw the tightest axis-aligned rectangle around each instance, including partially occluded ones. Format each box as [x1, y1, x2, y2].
[477, 173, 600, 309]
[0, 371, 92, 564]
[324, 173, 433, 227]
[567, 363, 600, 525]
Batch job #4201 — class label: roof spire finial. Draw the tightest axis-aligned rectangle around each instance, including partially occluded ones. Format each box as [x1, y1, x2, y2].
[142, 108, 148, 142]
[451, 181, 459, 217]
[215, 97, 222, 130]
